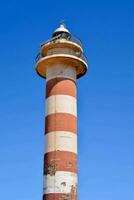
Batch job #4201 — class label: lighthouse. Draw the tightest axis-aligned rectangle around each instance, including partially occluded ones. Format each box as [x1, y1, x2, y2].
[35, 23, 88, 200]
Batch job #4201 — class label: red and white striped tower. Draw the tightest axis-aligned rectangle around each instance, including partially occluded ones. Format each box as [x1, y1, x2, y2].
[35, 23, 88, 200]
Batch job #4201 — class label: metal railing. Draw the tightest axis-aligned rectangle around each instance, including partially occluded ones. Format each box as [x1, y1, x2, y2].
[35, 53, 41, 63]
[40, 34, 83, 48]
[70, 35, 83, 47]
[35, 50, 87, 64]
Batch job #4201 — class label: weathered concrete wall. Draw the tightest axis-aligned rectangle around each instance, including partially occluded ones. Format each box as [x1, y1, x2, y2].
[43, 64, 77, 200]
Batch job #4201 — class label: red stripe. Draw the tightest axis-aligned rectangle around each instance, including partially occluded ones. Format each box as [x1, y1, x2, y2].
[45, 113, 77, 134]
[46, 77, 76, 98]
[43, 193, 77, 200]
[44, 151, 77, 175]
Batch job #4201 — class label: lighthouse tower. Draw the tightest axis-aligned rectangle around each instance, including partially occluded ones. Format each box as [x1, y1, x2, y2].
[35, 23, 88, 200]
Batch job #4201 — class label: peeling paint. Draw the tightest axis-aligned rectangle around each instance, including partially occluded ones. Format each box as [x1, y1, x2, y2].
[59, 185, 77, 200]
[43, 171, 77, 194]
[44, 162, 57, 176]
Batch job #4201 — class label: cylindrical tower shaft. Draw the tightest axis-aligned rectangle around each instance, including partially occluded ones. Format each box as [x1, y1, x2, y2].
[43, 64, 77, 200]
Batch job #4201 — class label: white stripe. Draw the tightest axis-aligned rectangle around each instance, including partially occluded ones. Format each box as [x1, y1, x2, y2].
[46, 95, 77, 117]
[46, 64, 76, 82]
[43, 171, 77, 194]
[45, 131, 77, 154]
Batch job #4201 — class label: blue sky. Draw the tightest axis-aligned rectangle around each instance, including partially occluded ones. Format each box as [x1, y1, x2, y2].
[0, 0, 134, 199]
